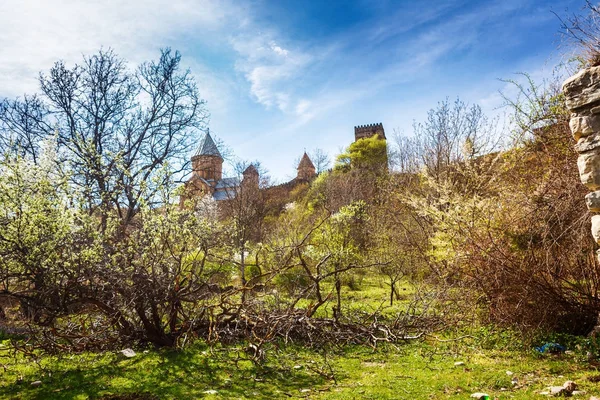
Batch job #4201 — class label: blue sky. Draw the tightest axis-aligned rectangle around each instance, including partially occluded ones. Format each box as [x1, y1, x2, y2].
[0, 0, 583, 181]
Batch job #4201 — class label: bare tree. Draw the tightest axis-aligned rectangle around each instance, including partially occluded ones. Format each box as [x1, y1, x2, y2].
[500, 71, 569, 141]
[219, 161, 269, 298]
[0, 95, 50, 164]
[556, 1, 600, 66]
[309, 148, 331, 173]
[0, 48, 208, 230]
[390, 130, 423, 173]
[409, 98, 501, 192]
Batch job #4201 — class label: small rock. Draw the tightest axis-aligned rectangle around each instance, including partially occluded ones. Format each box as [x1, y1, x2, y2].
[300, 389, 311, 393]
[506, 370, 514, 376]
[470, 393, 489, 399]
[30, 381, 42, 387]
[294, 365, 303, 369]
[549, 386, 566, 396]
[120, 348, 136, 358]
[541, 382, 583, 398]
[564, 381, 578, 392]
[454, 361, 465, 366]
[203, 390, 218, 395]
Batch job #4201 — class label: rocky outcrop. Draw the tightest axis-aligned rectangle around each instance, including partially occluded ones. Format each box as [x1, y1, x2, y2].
[563, 68, 600, 111]
[577, 151, 600, 189]
[563, 66, 600, 253]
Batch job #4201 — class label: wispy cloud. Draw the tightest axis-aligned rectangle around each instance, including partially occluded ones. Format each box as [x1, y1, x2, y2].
[230, 33, 313, 115]
[229, 0, 531, 132]
[0, 0, 571, 180]
[0, 0, 240, 97]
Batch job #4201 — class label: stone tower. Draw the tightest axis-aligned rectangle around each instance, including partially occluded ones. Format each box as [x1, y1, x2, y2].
[354, 123, 386, 142]
[297, 152, 316, 180]
[353, 123, 388, 171]
[191, 130, 223, 182]
[242, 164, 259, 187]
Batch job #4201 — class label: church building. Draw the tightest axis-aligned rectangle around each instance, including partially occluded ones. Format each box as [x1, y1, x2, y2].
[182, 123, 385, 203]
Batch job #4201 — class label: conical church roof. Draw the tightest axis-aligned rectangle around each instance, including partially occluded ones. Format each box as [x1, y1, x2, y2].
[297, 152, 315, 170]
[194, 130, 222, 158]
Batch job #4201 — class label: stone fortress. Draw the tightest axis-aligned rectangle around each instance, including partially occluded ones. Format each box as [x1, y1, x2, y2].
[354, 123, 386, 141]
[183, 123, 386, 202]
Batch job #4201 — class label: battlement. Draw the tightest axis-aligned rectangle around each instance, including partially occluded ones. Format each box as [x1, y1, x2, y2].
[354, 123, 386, 141]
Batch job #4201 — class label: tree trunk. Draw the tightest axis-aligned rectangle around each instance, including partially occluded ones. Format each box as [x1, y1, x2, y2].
[334, 271, 341, 322]
[240, 244, 246, 304]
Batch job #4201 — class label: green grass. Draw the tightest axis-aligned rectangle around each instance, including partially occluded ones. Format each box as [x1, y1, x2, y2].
[2, 336, 600, 399]
[311, 343, 599, 399]
[293, 274, 416, 319]
[2, 277, 600, 399]
[0, 341, 326, 399]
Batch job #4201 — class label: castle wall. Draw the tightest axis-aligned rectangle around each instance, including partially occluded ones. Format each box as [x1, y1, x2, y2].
[354, 123, 386, 141]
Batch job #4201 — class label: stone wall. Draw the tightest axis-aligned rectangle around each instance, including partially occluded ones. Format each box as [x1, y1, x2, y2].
[192, 154, 223, 182]
[354, 123, 386, 141]
[563, 67, 600, 252]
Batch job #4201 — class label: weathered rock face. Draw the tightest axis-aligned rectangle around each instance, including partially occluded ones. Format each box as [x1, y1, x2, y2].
[563, 67, 600, 111]
[563, 67, 600, 252]
[592, 215, 600, 244]
[575, 132, 600, 153]
[577, 151, 600, 189]
[586, 191, 600, 212]
[570, 114, 600, 141]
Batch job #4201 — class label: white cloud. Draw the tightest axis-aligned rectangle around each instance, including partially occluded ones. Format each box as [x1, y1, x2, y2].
[0, 0, 564, 182]
[0, 0, 239, 98]
[270, 41, 289, 57]
[231, 33, 312, 113]
[295, 99, 312, 117]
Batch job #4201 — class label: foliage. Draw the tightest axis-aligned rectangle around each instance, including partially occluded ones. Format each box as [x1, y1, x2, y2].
[0, 48, 207, 230]
[0, 152, 238, 348]
[335, 135, 388, 172]
[0, 41, 598, 377]
[402, 78, 599, 335]
[500, 71, 570, 142]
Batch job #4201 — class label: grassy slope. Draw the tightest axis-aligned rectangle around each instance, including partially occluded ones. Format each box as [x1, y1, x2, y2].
[2, 277, 600, 399]
[2, 339, 600, 399]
